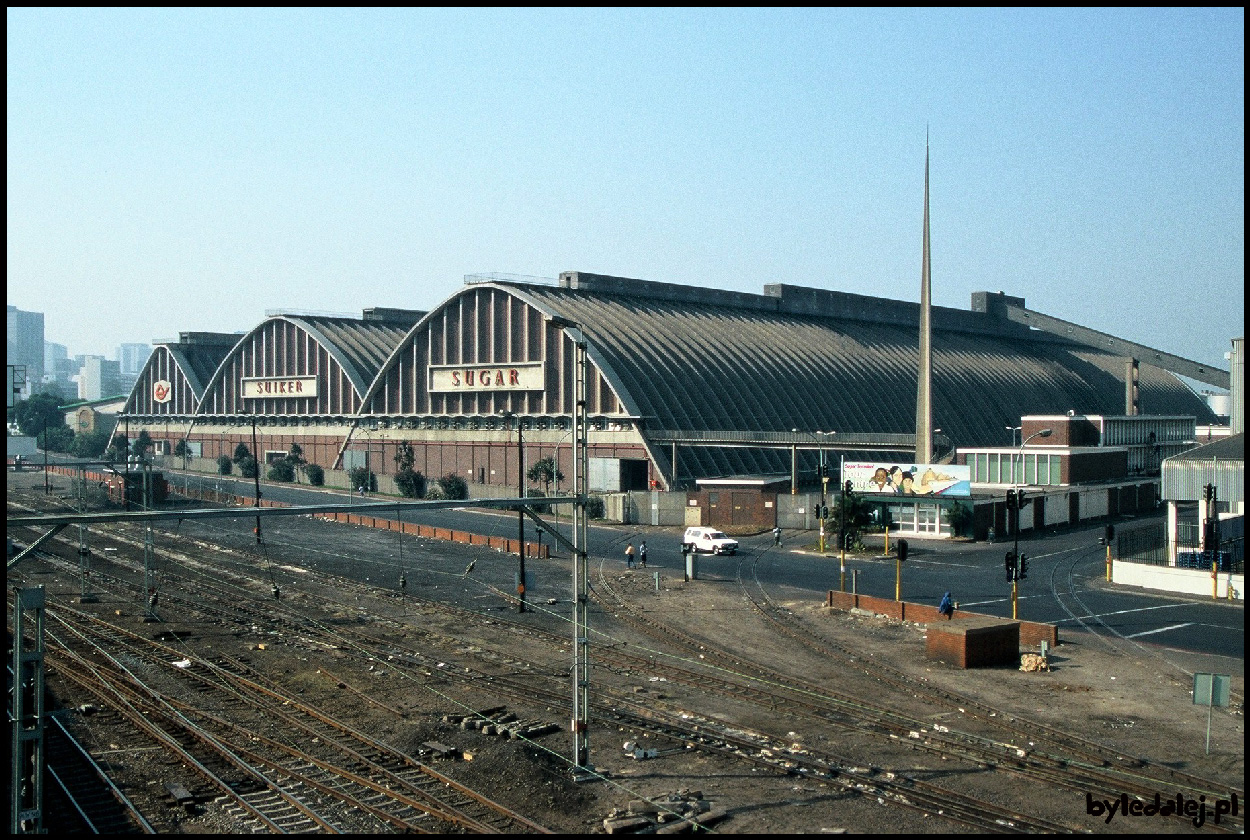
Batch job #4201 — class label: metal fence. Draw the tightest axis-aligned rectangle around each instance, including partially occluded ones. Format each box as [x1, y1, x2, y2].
[1118, 522, 1244, 573]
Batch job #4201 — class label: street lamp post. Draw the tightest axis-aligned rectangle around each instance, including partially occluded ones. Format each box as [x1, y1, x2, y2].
[1010, 427, 1052, 618]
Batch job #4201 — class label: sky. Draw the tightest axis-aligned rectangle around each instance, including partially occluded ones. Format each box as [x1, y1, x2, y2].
[7, 8, 1244, 375]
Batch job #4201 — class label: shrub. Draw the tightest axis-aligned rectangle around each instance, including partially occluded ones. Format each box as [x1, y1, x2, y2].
[395, 468, 426, 498]
[267, 459, 295, 482]
[349, 466, 376, 493]
[305, 464, 325, 486]
[217, 455, 233, 475]
[525, 487, 550, 514]
[239, 456, 258, 479]
[436, 472, 468, 500]
[424, 482, 446, 501]
[587, 495, 605, 519]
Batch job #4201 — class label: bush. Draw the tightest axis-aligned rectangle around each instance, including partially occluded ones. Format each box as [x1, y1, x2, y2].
[349, 466, 376, 493]
[423, 482, 446, 501]
[436, 472, 468, 500]
[267, 459, 296, 482]
[525, 487, 551, 514]
[305, 464, 325, 486]
[217, 455, 233, 475]
[239, 456, 258, 479]
[587, 495, 605, 519]
[395, 468, 426, 498]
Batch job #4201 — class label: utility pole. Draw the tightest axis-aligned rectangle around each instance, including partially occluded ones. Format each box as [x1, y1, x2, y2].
[501, 410, 527, 612]
[249, 412, 262, 548]
[516, 415, 526, 612]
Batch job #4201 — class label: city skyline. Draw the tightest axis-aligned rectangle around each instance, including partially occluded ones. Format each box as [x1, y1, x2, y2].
[8, 8, 1244, 368]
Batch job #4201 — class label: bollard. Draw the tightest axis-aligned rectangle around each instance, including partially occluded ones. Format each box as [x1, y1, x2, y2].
[654, 571, 660, 591]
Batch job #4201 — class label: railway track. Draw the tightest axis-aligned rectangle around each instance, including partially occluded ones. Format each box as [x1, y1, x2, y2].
[10, 487, 1242, 833]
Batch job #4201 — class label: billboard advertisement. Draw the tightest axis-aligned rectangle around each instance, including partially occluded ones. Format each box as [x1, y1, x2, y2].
[843, 461, 971, 498]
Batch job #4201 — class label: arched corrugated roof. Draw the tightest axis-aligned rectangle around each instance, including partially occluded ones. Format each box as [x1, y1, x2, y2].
[193, 315, 411, 416]
[499, 274, 1219, 478]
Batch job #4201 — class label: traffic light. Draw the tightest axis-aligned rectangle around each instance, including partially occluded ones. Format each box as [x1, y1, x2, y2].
[1105, 524, 1115, 543]
[821, 504, 829, 520]
[1018, 554, 1028, 580]
[844, 480, 853, 496]
[1016, 488, 1028, 509]
[1004, 551, 1017, 581]
[897, 539, 908, 562]
[1005, 490, 1017, 510]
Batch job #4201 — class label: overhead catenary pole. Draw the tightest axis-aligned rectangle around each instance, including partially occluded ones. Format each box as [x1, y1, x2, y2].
[567, 324, 593, 777]
[516, 415, 526, 612]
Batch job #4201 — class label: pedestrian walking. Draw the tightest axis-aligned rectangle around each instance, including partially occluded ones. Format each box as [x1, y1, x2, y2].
[987, 526, 995, 544]
[625, 543, 636, 569]
[938, 591, 954, 620]
[773, 526, 782, 546]
[639, 541, 647, 568]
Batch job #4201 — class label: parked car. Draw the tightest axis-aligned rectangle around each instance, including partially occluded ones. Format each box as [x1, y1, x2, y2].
[682, 527, 739, 555]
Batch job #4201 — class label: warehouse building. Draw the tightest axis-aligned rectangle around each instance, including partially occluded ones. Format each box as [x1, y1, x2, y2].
[117, 272, 1226, 526]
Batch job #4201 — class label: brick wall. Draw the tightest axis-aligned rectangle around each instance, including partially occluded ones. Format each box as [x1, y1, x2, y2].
[825, 590, 1057, 647]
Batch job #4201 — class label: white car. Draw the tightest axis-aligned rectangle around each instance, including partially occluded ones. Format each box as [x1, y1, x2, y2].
[683, 527, 739, 555]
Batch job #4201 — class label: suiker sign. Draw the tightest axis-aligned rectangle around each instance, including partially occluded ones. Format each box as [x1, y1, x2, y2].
[428, 362, 544, 393]
[241, 376, 319, 399]
[152, 379, 173, 404]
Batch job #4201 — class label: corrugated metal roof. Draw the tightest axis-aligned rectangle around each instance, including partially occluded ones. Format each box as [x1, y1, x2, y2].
[290, 316, 410, 397]
[500, 279, 1219, 479]
[1161, 433, 1243, 505]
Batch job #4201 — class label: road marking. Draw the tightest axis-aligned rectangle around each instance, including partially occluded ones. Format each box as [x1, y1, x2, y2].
[1124, 623, 1194, 639]
[1049, 602, 1192, 623]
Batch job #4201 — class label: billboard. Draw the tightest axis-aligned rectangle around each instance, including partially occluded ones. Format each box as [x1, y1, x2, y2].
[843, 461, 971, 498]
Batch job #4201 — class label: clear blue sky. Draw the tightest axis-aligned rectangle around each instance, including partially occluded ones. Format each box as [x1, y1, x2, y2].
[7, 8, 1244, 374]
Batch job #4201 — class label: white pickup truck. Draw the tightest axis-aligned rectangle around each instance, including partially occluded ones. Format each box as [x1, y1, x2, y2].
[682, 527, 739, 555]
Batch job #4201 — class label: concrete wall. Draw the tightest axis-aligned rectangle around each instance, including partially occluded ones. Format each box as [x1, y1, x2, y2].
[1113, 560, 1243, 600]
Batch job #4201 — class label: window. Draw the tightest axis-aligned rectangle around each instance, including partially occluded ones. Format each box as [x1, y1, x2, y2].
[988, 453, 1000, 484]
[1036, 453, 1049, 485]
[1024, 454, 1036, 485]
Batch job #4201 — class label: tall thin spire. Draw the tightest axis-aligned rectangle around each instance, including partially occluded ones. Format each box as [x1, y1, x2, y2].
[915, 131, 933, 464]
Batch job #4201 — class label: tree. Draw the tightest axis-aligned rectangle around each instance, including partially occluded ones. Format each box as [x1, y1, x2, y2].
[11, 393, 66, 438]
[947, 501, 973, 538]
[40, 425, 74, 453]
[835, 491, 873, 551]
[395, 468, 426, 498]
[287, 443, 307, 482]
[132, 430, 155, 461]
[436, 472, 468, 500]
[233, 442, 252, 465]
[527, 456, 564, 494]
[70, 428, 111, 459]
[267, 459, 295, 482]
[305, 464, 325, 486]
[239, 456, 258, 479]
[217, 455, 233, 475]
[173, 439, 191, 469]
[349, 466, 376, 493]
[108, 434, 130, 462]
[392, 441, 424, 497]
[394, 441, 416, 472]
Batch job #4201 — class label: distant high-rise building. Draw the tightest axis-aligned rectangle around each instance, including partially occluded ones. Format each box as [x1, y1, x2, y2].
[78, 355, 122, 401]
[7, 305, 45, 396]
[117, 343, 152, 376]
[43, 341, 76, 399]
